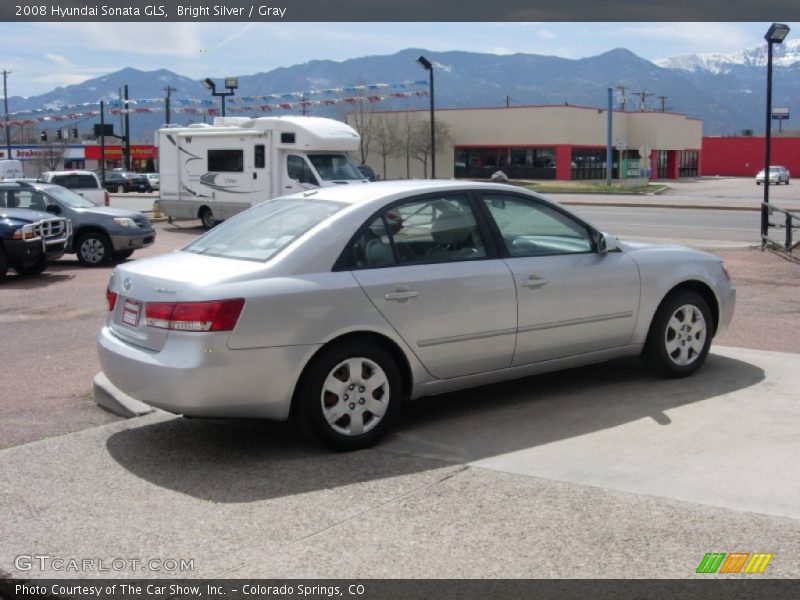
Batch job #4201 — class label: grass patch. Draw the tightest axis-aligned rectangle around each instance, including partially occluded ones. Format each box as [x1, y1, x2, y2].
[517, 180, 669, 195]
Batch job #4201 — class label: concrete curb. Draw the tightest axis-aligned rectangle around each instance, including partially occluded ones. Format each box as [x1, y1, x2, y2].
[93, 372, 155, 418]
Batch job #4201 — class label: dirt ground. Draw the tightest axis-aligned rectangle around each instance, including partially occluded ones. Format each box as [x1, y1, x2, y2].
[713, 247, 800, 353]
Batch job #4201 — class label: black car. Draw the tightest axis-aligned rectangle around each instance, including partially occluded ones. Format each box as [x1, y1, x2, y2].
[0, 205, 71, 280]
[103, 171, 152, 193]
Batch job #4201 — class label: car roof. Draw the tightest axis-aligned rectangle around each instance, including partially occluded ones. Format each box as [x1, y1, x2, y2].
[300, 179, 532, 206]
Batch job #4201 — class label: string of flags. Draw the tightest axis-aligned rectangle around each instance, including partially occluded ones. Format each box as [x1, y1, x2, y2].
[6, 80, 429, 119]
[4, 91, 429, 127]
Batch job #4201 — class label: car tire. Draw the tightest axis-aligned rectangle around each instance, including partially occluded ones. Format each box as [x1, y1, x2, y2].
[297, 341, 403, 451]
[199, 207, 216, 230]
[113, 249, 135, 262]
[0, 246, 8, 280]
[76, 231, 112, 266]
[642, 290, 713, 378]
[116, 185, 125, 194]
[15, 258, 48, 276]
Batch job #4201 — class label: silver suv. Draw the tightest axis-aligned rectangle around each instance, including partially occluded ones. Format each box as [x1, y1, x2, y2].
[0, 181, 155, 266]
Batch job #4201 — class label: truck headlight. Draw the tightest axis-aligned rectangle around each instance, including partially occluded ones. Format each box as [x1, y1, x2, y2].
[113, 217, 138, 228]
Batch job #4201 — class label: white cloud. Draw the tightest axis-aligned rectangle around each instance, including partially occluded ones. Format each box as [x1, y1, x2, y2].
[34, 73, 93, 88]
[44, 53, 73, 67]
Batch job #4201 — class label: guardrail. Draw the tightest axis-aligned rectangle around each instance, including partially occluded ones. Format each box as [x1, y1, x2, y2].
[762, 202, 800, 252]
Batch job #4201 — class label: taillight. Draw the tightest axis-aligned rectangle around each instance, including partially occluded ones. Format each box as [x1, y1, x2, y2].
[106, 287, 118, 311]
[104, 191, 110, 206]
[145, 299, 245, 332]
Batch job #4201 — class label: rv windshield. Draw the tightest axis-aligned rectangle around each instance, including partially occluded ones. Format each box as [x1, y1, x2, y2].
[307, 154, 363, 181]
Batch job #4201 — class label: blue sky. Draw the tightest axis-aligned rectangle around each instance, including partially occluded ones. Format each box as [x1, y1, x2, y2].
[0, 22, 797, 97]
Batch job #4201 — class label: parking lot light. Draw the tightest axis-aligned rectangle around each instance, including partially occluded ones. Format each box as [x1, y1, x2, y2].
[417, 55, 436, 179]
[762, 23, 790, 248]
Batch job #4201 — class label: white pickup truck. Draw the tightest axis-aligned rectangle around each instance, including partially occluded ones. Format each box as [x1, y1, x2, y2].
[40, 170, 110, 206]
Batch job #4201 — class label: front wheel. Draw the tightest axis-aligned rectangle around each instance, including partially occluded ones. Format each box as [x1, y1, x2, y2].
[15, 258, 48, 276]
[76, 231, 112, 266]
[297, 342, 403, 451]
[642, 290, 713, 378]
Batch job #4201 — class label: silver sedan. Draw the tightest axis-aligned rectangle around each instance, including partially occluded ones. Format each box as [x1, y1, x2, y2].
[97, 181, 736, 450]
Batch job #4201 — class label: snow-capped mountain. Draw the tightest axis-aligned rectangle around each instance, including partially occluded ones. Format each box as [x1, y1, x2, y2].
[658, 39, 800, 74]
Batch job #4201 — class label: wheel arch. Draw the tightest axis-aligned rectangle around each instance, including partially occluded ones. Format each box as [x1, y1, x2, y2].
[73, 225, 110, 249]
[292, 330, 414, 407]
[659, 279, 720, 336]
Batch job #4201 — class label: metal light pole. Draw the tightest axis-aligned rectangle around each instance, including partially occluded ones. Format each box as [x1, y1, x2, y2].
[2, 69, 10, 159]
[203, 77, 238, 117]
[762, 23, 790, 247]
[417, 56, 435, 179]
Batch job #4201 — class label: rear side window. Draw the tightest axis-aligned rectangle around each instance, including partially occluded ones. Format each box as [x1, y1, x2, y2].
[208, 149, 244, 172]
[52, 174, 99, 189]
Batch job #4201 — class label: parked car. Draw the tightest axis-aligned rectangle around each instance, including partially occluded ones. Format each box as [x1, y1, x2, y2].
[103, 171, 152, 193]
[0, 204, 71, 280]
[40, 170, 110, 206]
[755, 165, 790, 185]
[356, 164, 376, 182]
[0, 181, 155, 266]
[97, 181, 735, 451]
[144, 173, 160, 191]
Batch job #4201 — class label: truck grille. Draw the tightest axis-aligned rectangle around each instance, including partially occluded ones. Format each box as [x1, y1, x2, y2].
[34, 218, 69, 240]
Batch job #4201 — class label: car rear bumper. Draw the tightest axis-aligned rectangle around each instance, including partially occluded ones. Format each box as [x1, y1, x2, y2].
[97, 325, 319, 420]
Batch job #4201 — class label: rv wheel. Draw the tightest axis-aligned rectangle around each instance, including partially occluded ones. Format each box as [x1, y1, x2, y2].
[200, 207, 216, 230]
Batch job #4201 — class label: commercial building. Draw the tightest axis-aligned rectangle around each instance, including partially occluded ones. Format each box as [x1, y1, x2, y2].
[0, 143, 157, 177]
[702, 136, 800, 177]
[358, 104, 703, 182]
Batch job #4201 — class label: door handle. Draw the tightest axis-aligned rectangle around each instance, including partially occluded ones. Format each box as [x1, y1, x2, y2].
[520, 277, 548, 288]
[384, 290, 419, 301]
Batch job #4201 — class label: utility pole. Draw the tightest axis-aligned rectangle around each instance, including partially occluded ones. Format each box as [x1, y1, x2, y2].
[657, 95, 668, 112]
[123, 84, 131, 171]
[100, 100, 106, 185]
[633, 91, 652, 111]
[616, 86, 627, 111]
[2, 69, 11, 159]
[163, 85, 176, 125]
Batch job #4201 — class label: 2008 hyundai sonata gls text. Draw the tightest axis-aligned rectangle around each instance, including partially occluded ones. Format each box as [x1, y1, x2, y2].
[98, 181, 735, 450]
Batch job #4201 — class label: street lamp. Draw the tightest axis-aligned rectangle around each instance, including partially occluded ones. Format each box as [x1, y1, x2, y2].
[762, 22, 790, 247]
[202, 76, 238, 117]
[417, 55, 435, 179]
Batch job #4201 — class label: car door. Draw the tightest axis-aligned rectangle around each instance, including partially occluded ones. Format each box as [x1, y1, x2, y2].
[347, 192, 517, 380]
[478, 191, 640, 366]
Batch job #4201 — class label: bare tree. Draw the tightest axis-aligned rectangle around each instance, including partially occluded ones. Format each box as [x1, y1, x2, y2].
[371, 113, 400, 179]
[35, 140, 69, 172]
[396, 111, 422, 179]
[409, 119, 452, 179]
[348, 99, 377, 166]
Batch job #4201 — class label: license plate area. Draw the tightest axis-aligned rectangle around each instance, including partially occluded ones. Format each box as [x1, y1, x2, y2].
[122, 299, 142, 327]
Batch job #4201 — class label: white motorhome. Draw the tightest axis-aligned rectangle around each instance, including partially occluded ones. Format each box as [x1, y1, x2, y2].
[0, 160, 25, 180]
[157, 116, 366, 228]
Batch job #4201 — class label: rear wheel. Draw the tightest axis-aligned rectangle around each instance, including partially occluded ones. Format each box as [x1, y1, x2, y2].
[297, 341, 402, 451]
[642, 290, 713, 378]
[199, 207, 216, 230]
[76, 231, 112, 266]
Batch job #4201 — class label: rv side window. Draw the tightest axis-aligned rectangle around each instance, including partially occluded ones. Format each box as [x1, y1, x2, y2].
[208, 149, 244, 172]
[287, 155, 319, 186]
[254, 145, 265, 169]
[281, 132, 295, 144]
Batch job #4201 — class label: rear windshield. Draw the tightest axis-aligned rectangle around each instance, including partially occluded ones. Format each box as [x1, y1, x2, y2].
[51, 174, 99, 189]
[183, 198, 345, 262]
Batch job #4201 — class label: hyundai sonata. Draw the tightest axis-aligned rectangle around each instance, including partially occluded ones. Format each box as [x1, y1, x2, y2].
[97, 181, 735, 450]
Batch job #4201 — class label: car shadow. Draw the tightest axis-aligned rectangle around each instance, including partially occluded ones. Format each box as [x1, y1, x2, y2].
[163, 224, 204, 235]
[105, 352, 764, 504]
[0, 271, 74, 288]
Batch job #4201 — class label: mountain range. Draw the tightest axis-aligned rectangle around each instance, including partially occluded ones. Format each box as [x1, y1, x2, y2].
[7, 44, 800, 142]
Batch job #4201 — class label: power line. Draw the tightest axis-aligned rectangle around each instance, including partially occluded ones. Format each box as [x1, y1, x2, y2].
[633, 91, 652, 111]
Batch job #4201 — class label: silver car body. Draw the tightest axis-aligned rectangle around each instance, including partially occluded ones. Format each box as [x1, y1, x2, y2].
[755, 165, 790, 184]
[98, 180, 735, 420]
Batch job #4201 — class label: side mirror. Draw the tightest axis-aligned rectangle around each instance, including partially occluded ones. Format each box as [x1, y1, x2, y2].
[597, 231, 619, 254]
[46, 204, 61, 214]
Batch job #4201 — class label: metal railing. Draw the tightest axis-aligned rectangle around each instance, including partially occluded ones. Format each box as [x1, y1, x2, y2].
[762, 202, 800, 252]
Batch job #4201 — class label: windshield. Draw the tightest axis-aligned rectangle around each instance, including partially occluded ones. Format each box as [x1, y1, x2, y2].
[307, 154, 363, 181]
[45, 186, 98, 208]
[183, 198, 345, 262]
[769, 167, 783, 172]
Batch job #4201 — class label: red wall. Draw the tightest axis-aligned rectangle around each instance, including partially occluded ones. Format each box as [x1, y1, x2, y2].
[702, 137, 800, 177]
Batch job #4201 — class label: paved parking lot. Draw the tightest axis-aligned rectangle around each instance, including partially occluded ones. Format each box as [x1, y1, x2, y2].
[2, 179, 800, 579]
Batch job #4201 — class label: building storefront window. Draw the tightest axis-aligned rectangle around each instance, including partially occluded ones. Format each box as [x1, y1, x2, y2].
[571, 147, 614, 180]
[679, 150, 698, 177]
[455, 146, 556, 179]
[654, 150, 668, 179]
